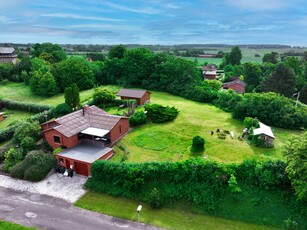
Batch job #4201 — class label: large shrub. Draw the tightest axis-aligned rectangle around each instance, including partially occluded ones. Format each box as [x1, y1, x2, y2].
[128, 111, 147, 126]
[53, 103, 73, 117]
[92, 88, 115, 106]
[4, 148, 23, 172]
[190, 136, 205, 152]
[145, 103, 179, 123]
[10, 150, 56, 181]
[13, 121, 41, 145]
[20, 137, 36, 156]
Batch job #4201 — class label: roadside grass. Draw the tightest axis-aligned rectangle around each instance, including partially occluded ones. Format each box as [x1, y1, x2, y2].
[0, 220, 36, 230]
[0, 109, 34, 129]
[75, 191, 277, 230]
[113, 91, 300, 163]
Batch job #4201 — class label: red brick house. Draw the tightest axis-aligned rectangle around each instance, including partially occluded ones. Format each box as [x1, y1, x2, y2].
[41, 105, 129, 176]
[116, 89, 151, 105]
[202, 64, 217, 80]
[222, 79, 246, 93]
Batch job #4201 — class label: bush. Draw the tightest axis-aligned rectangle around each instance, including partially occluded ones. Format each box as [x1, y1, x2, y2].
[243, 117, 259, 129]
[0, 99, 53, 113]
[190, 135, 205, 152]
[20, 137, 36, 156]
[4, 148, 23, 172]
[53, 103, 72, 117]
[148, 188, 163, 209]
[10, 150, 56, 181]
[13, 121, 41, 145]
[53, 147, 63, 155]
[145, 103, 179, 123]
[0, 142, 13, 163]
[129, 111, 147, 126]
[92, 88, 115, 106]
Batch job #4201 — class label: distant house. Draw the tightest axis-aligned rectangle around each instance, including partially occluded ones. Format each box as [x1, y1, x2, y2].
[253, 122, 275, 146]
[116, 89, 151, 105]
[41, 105, 129, 176]
[202, 64, 217, 80]
[222, 79, 246, 93]
[0, 47, 17, 64]
[202, 64, 217, 72]
[198, 54, 215, 58]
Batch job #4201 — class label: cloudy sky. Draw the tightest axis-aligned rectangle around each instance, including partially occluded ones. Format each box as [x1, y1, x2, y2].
[0, 0, 306, 45]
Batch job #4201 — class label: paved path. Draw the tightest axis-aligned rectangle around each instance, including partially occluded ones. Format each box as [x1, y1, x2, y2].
[0, 187, 161, 230]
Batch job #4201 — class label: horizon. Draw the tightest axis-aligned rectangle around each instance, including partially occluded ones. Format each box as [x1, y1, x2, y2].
[0, 1, 306, 46]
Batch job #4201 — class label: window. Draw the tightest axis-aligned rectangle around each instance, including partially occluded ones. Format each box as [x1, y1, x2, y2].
[53, 135, 61, 143]
[119, 125, 122, 134]
[58, 158, 64, 164]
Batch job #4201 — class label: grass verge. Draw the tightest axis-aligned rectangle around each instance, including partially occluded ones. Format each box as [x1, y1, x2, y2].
[0, 220, 36, 230]
[75, 192, 277, 230]
[0, 109, 34, 129]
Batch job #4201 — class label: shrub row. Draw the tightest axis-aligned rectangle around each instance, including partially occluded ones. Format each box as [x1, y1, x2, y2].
[0, 98, 54, 113]
[144, 103, 179, 123]
[86, 158, 292, 212]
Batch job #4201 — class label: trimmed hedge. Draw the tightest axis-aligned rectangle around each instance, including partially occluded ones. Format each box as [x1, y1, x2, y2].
[0, 98, 54, 113]
[145, 103, 179, 123]
[10, 150, 56, 181]
[86, 158, 293, 212]
[128, 111, 147, 126]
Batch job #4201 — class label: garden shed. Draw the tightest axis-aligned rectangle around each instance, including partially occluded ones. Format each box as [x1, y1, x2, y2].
[116, 89, 151, 105]
[253, 122, 275, 146]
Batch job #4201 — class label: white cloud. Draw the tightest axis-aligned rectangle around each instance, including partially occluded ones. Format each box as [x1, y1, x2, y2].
[41, 13, 125, 22]
[0, 16, 15, 24]
[224, 0, 292, 10]
[99, 1, 161, 14]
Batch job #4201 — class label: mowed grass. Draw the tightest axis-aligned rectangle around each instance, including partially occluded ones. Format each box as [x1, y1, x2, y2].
[0, 109, 34, 129]
[0, 220, 36, 230]
[112, 91, 301, 163]
[75, 192, 276, 230]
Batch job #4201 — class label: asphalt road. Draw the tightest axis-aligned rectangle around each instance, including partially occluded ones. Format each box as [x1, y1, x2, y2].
[0, 187, 161, 230]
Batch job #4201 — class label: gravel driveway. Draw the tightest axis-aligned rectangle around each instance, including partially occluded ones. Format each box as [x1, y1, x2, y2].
[0, 172, 87, 203]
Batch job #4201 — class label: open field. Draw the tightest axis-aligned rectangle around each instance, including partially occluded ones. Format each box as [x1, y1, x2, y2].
[76, 191, 277, 230]
[112, 91, 300, 163]
[0, 220, 36, 230]
[0, 109, 34, 129]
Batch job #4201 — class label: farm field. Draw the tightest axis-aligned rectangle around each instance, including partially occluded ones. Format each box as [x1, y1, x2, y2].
[76, 191, 277, 230]
[0, 109, 34, 129]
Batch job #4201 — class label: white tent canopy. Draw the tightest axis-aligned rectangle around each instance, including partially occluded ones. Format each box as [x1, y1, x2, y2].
[81, 127, 109, 137]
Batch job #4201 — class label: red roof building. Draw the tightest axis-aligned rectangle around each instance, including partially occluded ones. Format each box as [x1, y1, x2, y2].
[0, 47, 17, 64]
[116, 89, 151, 105]
[41, 105, 129, 176]
[222, 79, 246, 93]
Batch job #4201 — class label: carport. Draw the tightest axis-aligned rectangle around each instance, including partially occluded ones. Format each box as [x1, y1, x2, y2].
[56, 144, 114, 176]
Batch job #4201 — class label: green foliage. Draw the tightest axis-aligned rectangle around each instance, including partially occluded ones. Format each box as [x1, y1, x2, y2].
[13, 121, 41, 145]
[243, 117, 259, 129]
[55, 56, 95, 91]
[262, 52, 279, 64]
[129, 111, 147, 126]
[222, 46, 242, 66]
[86, 52, 105, 61]
[53, 147, 63, 155]
[243, 62, 262, 92]
[20, 137, 36, 156]
[92, 87, 115, 106]
[0, 99, 53, 113]
[64, 84, 80, 110]
[251, 135, 265, 147]
[145, 103, 178, 123]
[10, 150, 56, 181]
[108, 44, 127, 59]
[228, 174, 241, 193]
[53, 103, 72, 117]
[283, 218, 298, 230]
[4, 148, 23, 172]
[30, 71, 58, 97]
[283, 132, 307, 201]
[148, 188, 163, 209]
[190, 135, 205, 152]
[213, 90, 243, 112]
[31, 42, 67, 62]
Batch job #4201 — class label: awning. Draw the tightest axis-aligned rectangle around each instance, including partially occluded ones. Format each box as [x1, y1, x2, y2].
[81, 127, 109, 137]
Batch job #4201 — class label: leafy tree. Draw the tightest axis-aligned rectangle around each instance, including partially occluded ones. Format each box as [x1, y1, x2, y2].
[53, 103, 73, 117]
[261, 63, 296, 97]
[108, 44, 127, 59]
[284, 57, 303, 77]
[92, 87, 115, 106]
[31, 43, 67, 62]
[190, 136, 205, 152]
[55, 57, 95, 91]
[29, 71, 58, 97]
[283, 132, 307, 201]
[39, 52, 56, 64]
[64, 84, 80, 110]
[86, 52, 106, 61]
[20, 137, 36, 156]
[4, 148, 23, 172]
[222, 46, 242, 66]
[243, 62, 262, 92]
[13, 121, 41, 145]
[262, 52, 279, 64]
[243, 117, 259, 129]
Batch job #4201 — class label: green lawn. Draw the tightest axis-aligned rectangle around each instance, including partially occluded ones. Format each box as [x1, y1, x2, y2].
[0, 220, 36, 230]
[0, 109, 34, 129]
[75, 192, 276, 230]
[112, 91, 300, 163]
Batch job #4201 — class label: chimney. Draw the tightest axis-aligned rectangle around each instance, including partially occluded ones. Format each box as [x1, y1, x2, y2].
[83, 105, 90, 116]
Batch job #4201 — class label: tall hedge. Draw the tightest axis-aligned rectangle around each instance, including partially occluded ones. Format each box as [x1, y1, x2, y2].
[0, 99, 53, 113]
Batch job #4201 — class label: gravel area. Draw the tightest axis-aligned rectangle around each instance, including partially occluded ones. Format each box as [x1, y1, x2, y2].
[0, 172, 87, 203]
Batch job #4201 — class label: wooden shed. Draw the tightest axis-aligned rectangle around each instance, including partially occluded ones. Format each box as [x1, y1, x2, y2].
[116, 89, 151, 105]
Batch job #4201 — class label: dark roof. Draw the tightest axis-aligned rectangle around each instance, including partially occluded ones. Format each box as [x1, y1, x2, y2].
[222, 79, 246, 87]
[116, 89, 150, 99]
[0, 47, 15, 54]
[46, 105, 126, 137]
